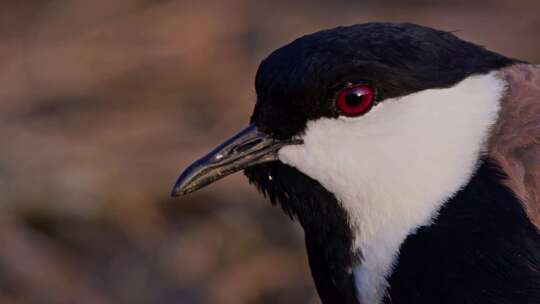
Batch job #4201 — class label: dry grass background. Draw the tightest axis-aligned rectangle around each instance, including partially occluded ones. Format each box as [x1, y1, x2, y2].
[0, 0, 539, 303]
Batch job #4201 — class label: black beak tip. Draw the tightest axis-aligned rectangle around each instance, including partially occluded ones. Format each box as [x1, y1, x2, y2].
[170, 187, 181, 197]
[170, 179, 195, 197]
[170, 160, 204, 198]
[170, 174, 191, 197]
[170, 184, 182, 197]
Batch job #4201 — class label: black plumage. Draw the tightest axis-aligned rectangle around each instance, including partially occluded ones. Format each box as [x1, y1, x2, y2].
[385, 159, 540, 304]
[252, 22, 516, 139]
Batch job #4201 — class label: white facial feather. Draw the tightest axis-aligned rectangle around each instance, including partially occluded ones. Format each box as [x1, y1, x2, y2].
[278, 72, 506, 304]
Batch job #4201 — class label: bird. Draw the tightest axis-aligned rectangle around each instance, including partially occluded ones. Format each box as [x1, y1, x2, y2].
[171, 22, 540, 304]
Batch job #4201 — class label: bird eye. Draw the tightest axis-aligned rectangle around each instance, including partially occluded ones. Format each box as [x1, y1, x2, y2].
[335, 84, 375, 117]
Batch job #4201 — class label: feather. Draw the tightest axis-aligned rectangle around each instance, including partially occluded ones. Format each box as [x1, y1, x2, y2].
[489, 64, 540, 229]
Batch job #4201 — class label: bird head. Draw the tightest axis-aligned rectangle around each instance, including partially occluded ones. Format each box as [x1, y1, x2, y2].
[172, 23, 513, 211]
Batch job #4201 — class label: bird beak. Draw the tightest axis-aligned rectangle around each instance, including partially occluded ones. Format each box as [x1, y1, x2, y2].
[171, 123, 297, 196]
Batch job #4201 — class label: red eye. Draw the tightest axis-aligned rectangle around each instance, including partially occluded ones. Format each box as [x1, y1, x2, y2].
[335, 84, 375, 116]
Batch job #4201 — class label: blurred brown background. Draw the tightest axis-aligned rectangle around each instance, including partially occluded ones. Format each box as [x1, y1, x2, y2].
[0, 0, 539, 303]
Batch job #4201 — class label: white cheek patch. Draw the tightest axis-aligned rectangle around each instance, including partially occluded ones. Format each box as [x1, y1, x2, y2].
[278, 72, 506, 304]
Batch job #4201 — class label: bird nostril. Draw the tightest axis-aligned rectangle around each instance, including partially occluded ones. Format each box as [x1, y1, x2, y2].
[235, 138, 264, 153]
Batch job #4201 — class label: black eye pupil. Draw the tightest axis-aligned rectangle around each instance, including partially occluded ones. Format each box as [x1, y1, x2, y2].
[345, 93, 362, 107]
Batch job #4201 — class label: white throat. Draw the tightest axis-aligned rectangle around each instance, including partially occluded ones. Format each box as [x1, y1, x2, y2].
[278, 72, 506, 303]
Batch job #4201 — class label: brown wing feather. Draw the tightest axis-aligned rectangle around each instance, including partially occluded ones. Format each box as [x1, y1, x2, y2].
[489, 64, 540, 229]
